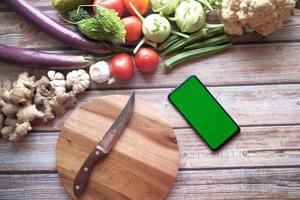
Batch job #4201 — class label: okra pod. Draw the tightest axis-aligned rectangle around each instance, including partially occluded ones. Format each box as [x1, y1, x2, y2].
[162, 27, 224, 56]
[158, 35, 181, 51]
[184, 34, 230, 50]
[163, 43, 232, 70]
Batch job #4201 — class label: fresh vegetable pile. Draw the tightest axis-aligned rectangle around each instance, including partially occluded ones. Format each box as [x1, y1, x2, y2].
[59, 0, 233, 79]
[0, 0, 299, 142]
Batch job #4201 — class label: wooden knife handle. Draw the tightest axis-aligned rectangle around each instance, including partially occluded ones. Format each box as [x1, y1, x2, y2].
[73, 147, 106, 197]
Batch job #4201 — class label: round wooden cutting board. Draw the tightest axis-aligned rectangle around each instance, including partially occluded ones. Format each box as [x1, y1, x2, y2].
[56, 95, 180, 200]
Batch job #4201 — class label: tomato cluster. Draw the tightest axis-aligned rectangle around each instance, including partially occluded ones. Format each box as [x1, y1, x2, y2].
[93, 0, 160, 81]
[93, 0, 148, 44]
[110, 48, 160, 80]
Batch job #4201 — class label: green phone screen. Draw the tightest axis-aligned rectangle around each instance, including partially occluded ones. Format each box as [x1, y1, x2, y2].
[169, 76, 240, 150]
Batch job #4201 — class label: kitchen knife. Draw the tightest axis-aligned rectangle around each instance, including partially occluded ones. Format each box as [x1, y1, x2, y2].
[73, 92, 135, 197]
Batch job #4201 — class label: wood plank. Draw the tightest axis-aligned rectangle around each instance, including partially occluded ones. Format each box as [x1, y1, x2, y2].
[1, 125, 300, 171]
[177, 126, 300, 169]
[1, 43, 300, 88]
[0, 132, 57, 172]
[30, 84, 300, 131]
[1, 8, 299, 46]
[0, 11, 68, 48]
[0, 0, 53, 8]
[0, 168, 299, 200]
[170, 168, 300, 200]
[0, 66, 34, 82]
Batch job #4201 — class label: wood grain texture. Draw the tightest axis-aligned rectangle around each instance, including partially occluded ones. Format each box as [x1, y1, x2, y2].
[0, 0, 54, 8]
[1, 125, 300, 172]
[0, 168, 299, 200]
[31, 84, 300, 131]
[57, 96, 179, 200]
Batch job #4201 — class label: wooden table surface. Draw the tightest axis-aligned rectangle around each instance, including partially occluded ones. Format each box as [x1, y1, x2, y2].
[1, 1, 300, 199]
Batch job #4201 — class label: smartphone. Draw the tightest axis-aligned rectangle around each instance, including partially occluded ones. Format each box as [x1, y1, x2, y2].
[168, 76, 240, 151]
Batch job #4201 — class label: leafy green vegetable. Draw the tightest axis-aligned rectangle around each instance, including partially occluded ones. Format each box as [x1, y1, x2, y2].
[77, 18, 106, 41]
[95, 6, 126, 44]
[68, 8, 92, 23]
[73, 6, 126, 44]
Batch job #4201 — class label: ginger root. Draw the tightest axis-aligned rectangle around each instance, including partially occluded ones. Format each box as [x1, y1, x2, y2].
[34, 76, 56, 122]
[9, 122, 32, 142]
[6, 72, 36, 105]
[17, 105, 45, 122]
[49, 92, 77, 115]
[1, 117, 17, 140]
[0, 71, 78, 142]
[0, 113, 4, 130]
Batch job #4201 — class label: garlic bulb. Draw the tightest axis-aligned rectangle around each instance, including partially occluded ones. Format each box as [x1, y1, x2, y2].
[48, 70, 66, 93]
[89, 61, 111, 84]
[66, 70, 90, 94]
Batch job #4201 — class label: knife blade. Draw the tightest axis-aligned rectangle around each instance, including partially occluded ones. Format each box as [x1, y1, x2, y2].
[73, 92, 135, 197]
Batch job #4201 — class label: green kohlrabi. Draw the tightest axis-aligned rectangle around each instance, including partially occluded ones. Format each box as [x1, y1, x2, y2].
[150, 0, 180, 15]
[129, 2, 189, 53]
[174, 0, 206, 33]
[142, 14, 171, 43]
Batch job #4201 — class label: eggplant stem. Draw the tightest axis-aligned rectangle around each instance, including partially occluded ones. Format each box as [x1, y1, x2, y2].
[129, 2, 145, 21]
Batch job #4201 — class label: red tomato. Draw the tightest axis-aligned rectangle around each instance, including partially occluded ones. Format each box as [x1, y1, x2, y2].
[122, 16, 142, 44]
[123, 0, 150, 16]
[135, 48, 160, 74]
[110, 53, 134, 80]
[93, 0, 125, 17]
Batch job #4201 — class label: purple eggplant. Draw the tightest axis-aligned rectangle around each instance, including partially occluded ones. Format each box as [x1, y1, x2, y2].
[0, 44, 99, 69]
[3, 0, 114, 55]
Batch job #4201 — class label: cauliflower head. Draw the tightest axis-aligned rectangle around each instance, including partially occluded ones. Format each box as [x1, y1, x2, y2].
[219, 0, 295, 36]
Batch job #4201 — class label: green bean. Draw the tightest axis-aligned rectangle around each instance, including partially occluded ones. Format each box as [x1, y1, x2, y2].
[184, 34, 230, 50]
[158, 35, 181, 51]
[162, 27, 224, 56]
[163, 43, 232, 70]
